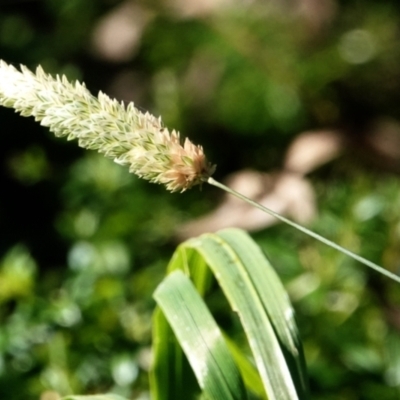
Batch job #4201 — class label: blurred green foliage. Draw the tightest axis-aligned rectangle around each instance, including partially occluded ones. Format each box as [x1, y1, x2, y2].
[1, 0, 400, 399]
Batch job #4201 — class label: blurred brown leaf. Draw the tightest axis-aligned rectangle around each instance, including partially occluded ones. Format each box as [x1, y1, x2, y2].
[176, 170, 316, 240]
[91, 1, 153, 62]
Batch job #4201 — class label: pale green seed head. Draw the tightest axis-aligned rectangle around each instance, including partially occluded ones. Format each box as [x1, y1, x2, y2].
[0, 60, 215, 192]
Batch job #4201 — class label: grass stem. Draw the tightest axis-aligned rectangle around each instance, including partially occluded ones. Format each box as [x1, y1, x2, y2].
[208, 177, 400, 284]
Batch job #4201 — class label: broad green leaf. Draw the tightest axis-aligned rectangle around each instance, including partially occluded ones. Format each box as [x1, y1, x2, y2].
[223, 334, 267, 399]
[151, 307, 199, 400]
[216, 229, 308, 396]
[152, 228, 308, 400]
[166, 243, 214, 296]
[151, 248, 212, 399]
[154, 270, 247, 400]
[216, 229, 298, 352]
[62, 395, 128, 400]
[185, 232, 299, 400]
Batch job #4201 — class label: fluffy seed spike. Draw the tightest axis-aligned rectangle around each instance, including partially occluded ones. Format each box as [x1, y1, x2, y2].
[0, 60, 215, 192]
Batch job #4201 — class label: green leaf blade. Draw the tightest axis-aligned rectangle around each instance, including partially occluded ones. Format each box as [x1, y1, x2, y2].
[154, 270, 247, 400]
[152, 228, 308, 400]
[62, 395, 128, 400]
[216, 228, 309, 397]
[151, 307, 198, 400]
[185, 230, 303, 400]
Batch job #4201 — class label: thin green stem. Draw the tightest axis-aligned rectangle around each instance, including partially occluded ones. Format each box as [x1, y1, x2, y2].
[207, 177, 400, 284]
